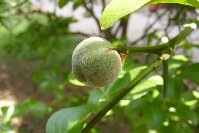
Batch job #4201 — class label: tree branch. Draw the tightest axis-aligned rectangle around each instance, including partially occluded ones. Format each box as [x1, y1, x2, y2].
[83, 2, 101, 32]
[116, 24, 196, 55]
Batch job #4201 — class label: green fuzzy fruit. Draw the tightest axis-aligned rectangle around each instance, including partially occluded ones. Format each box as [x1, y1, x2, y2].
[72, 37, 122, 87]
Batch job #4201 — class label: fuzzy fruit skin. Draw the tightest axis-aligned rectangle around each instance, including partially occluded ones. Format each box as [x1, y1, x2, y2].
[72, 37, 122, 87]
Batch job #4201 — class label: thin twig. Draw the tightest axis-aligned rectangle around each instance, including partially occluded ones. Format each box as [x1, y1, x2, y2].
[131, 10, 168, 45]
[101, 0, 106, 9]
[83, 2, 101, 31]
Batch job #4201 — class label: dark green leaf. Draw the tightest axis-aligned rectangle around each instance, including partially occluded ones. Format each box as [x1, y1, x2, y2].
[166, 78, 183, 103]
[58, 0, 70, 8]
[161, 122, 193, 133]
[176, 104, 198, 125]
[125, 97, 147, 113]
[73, 0, 86, 10]
[178, 63, 199, 83]
[144, 103, 165, 129]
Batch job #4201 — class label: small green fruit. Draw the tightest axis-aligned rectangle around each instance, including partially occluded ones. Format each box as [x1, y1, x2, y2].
[72, 37, 122, 87]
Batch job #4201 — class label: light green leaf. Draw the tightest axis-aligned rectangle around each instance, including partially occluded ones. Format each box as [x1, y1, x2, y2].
[68, 72, 86, 86]
[130, 75, 163, 99]
[101, 0, 151, 30]
[169, 55, 189, 73]
[101, 0, 199, 29]
[87, 89, 104, 105]
[106, 66, 147, 94]
[0, 18, 12, 29]
[106, 66, 162, 100]
[46, 104, 95, 133]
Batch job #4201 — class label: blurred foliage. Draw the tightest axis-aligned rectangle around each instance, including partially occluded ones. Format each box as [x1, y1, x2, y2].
[0, 0, 199, 133]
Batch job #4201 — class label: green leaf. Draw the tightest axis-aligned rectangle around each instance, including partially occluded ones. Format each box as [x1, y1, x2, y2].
[0, 18, 12, 29]
[14, 99, 50, 117]
[106, 66, 147, 95]
[106, 66, 162, 100]
[144, 102, 165, 129]
[169, 55, 189, 74]
[0, 124, 13, 132]
[87, 89, 104, 105]
[46, 104, 96, 133]
[73, 0, 86, 10]
[178, 63, 199, 83]
[166, 78, 183, 103]
[58, 0, 70, 8]
[125, 97, 147, 113]
[161, 122, 193, 133]
[176, 104, 198, 125]
[101, 0, 199, 29]
[101, 0, 151, 30]
[130, 75, 163, 99]
[147, 0, 199, 8]
[0, 1, 10, 12]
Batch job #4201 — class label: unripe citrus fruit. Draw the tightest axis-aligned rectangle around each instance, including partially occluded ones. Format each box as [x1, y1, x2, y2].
[72, 37, 122, 87]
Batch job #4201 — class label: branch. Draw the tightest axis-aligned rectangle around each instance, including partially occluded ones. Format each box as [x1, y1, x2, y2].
[70, 32, 92, 37]
[121, 17, 129, 37]
[116, 24, 196, 55]
[81, 22, 196, 133]
[82, 56, 164, 133]
[101, 0, 106, 9]
[162, 59, 169, 109]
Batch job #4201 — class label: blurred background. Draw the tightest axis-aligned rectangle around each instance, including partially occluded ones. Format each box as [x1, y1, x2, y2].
[0, 0, 199, 133]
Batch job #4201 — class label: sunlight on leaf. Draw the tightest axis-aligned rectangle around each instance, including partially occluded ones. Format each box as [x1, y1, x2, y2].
[101, 0, 199, 29]
[68, 72, 86, 86]
[101, 0, 151, 30]
[130, 75, 163, 99]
